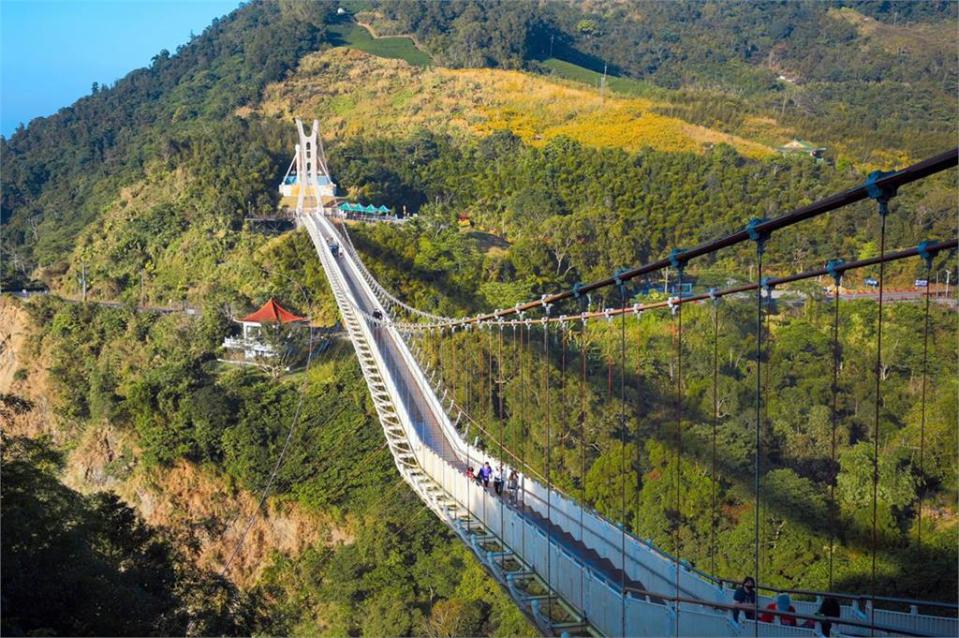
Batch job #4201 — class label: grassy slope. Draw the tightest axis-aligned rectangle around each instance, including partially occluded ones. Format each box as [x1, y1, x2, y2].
[256, 48, 775, 159]
[327, 19, 431, 67]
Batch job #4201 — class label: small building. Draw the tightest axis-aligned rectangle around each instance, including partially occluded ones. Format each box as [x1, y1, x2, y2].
[222, 297, 308, 360]
[777, 139, 826, 160]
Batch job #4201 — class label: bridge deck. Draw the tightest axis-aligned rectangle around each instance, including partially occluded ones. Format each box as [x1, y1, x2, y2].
[331, 227, 653, 599]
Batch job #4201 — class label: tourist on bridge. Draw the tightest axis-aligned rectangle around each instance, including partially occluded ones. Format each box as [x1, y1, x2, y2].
[813, 597, 841, 637]
[732, 576, 757, 621]
[466, 466, 475, 483]
[759, 593, 797, 626]
[479, 462, 492, 489]
[801, 597, 841, 635]
[493, 465, 504, 495]
[507, 470, 519, 503]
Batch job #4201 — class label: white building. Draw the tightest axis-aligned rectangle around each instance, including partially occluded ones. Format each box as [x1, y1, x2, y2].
[222, 297, 308, 360]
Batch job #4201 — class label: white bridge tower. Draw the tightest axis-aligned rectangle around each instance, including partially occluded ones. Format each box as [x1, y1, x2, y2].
[279, 118, 336, 211]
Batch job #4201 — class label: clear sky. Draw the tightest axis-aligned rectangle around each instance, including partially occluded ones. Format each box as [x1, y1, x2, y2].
[1, 0, 240, 137]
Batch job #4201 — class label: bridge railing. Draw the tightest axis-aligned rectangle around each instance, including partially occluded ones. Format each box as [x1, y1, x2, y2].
[301, 145, 959, 636]
[327, 213, 959, 633]
[415, 436, 939, 637]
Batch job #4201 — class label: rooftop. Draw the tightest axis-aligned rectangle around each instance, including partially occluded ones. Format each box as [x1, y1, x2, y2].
[239, 298, 307, 324]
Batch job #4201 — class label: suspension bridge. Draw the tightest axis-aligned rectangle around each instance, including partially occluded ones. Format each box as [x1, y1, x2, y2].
[289, 119, 957, 637]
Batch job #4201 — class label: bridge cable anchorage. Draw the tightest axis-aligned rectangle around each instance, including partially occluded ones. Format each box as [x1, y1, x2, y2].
[867, 170, 898, 634]
[746, 216, 770, 636]
[915, 240, 940, 553]
[825, 258, 846, 591]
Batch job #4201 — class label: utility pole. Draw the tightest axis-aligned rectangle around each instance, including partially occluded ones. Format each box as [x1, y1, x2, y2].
[80, 262, 87, 303]
[140, 270, 145, 309]
[549, 34, 554, 58]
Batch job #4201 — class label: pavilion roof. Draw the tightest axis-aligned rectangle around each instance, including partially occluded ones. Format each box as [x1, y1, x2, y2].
[239, 298, 307, 324]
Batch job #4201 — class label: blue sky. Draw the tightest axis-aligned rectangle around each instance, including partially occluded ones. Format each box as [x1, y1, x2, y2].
[1, 0, 240, 136]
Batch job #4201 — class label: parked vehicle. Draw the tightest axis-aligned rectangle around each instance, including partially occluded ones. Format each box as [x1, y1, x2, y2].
[865, 277, 879, 287]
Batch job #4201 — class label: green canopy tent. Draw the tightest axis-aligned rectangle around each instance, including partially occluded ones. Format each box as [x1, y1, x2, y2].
[337, 202, 394, 218]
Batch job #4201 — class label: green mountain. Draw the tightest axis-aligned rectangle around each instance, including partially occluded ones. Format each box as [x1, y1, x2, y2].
[1, 1, 956, 635]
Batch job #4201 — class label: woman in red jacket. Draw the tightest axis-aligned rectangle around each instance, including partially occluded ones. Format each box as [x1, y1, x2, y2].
[759, 593, 797, 626]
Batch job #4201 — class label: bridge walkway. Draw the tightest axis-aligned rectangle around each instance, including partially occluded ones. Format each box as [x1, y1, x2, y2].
[326, 215, 658, 601]
[307, 209, 959, 638]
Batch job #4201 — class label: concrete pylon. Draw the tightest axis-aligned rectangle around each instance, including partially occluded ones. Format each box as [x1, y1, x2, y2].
[295, 119, 318, 212]
[294, 118, 334, 212]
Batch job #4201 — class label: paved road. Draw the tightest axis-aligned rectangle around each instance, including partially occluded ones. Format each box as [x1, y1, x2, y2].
[4, 290, 199, 314]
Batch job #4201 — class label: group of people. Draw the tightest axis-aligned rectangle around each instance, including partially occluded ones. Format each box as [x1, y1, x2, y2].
[466, 462, 520, 502]
[733, 576, 842, 636]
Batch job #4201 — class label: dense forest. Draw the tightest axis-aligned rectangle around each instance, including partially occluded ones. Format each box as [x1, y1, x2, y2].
[0, 433, 256, 636]
[1, 0, 955, 635]
[362, 0, 957, 160]
[5, 280, 534, 636]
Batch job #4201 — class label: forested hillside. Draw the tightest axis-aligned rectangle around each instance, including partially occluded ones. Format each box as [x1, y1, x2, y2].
[1, 0, 956, 635]
[356, 0, 957, 161]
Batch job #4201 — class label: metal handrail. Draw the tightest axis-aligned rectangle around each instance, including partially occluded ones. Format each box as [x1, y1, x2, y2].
[713, 578, 959, 612]
[622, 584, 932, 637]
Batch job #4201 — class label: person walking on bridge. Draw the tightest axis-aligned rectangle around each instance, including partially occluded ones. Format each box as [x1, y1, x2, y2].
[480, 462, 492, 489]
[493, 465, 504, 496]
[732, 576, 757, 622]
[507, 470, 519, 503]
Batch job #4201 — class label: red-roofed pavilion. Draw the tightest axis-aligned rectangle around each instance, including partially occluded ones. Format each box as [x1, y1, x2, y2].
[239, 298, 307, 324]
[224, 298, 309, 361]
